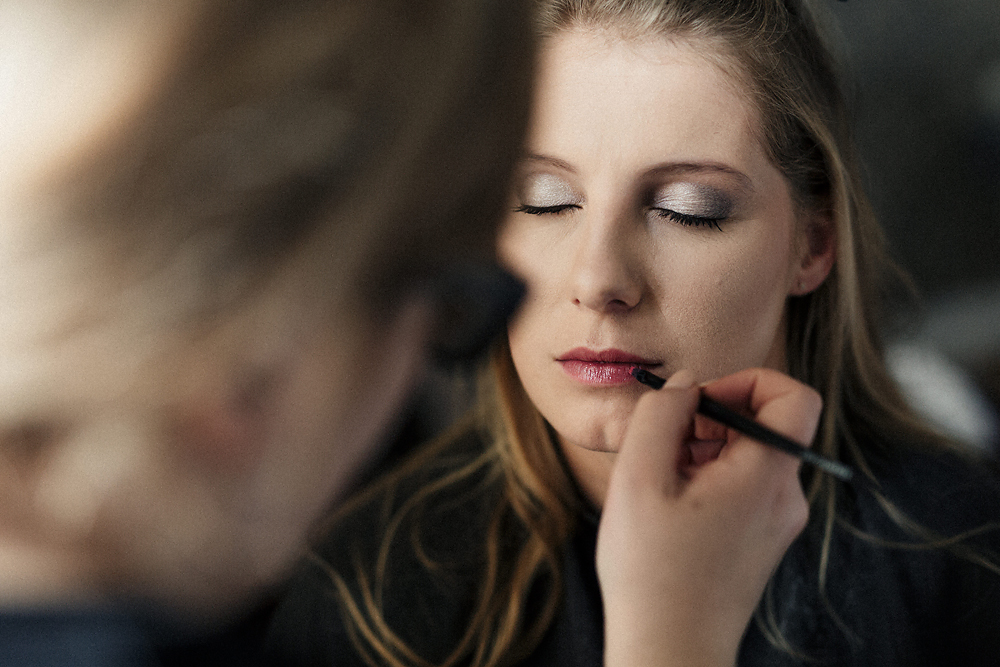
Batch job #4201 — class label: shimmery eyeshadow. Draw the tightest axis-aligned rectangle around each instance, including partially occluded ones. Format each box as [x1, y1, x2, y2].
[651, 183, 734, 219]
[519, 173, 582, 207]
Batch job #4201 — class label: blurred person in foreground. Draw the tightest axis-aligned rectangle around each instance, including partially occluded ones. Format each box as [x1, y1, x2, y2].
[0, 0, 532, 663]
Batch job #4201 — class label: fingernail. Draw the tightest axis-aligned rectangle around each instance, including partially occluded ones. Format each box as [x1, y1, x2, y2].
[665, 369, 696, 389]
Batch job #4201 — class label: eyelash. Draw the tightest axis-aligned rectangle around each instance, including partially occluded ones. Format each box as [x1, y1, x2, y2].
[513, 204, 581, 215]
[652, 208, 724, 231]
[514, 203, 724, 231]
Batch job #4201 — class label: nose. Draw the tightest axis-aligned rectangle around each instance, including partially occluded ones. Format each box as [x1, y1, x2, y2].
[568, 214, 642, 314]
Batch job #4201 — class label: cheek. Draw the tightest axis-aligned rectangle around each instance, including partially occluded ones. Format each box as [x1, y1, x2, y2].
[236, 302, 431, 580]
[497, 215, 543, 288]
[659, 232, 795, 374]
[262, 304, 430, 509]
[506, 294, 544, 386]
[499, 218, 557, 360]
[715, 244, 789, 321]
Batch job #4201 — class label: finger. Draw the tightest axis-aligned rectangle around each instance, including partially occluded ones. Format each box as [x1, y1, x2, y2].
[613, 369, 699, 499]
[701, 368, 822, 449]
[695, 369, 820, 496]
[693, 413, 726, 441]
[685, 438, 725, 468]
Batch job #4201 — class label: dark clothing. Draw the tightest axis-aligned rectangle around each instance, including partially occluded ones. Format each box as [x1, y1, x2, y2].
[264, 430, 1000, 666]
[0, 608, 157, 667]
[0, 600, 276, 667]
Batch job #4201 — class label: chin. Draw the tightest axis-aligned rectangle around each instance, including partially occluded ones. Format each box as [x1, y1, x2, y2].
[553, 419, 627, 454]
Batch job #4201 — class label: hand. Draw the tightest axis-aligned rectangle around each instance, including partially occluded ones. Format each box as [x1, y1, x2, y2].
[597, 368, 822, 667]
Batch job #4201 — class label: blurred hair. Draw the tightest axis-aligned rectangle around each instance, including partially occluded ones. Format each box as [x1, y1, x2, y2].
[59, 0, 534, 317]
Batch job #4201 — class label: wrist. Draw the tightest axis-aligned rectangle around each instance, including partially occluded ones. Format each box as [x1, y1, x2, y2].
[603, 609, 738, 667]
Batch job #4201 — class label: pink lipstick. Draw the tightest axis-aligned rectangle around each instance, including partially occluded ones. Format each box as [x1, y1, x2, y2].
[557, 348, 659, 386]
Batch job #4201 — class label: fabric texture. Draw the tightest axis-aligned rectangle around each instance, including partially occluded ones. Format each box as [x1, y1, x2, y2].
[263, 428, 1000, 666]
[0, 599, 277, 667]
[0, 608, 157, 667]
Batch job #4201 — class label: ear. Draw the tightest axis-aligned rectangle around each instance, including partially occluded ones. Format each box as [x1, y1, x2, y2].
[789, 208, 836, 296]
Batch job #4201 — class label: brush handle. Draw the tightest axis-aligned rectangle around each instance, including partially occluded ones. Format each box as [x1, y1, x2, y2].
[631, 367, 856, 483]
[697, 395, 854, 482]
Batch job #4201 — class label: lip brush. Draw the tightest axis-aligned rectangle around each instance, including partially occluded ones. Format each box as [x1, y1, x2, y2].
[631, 367, 856, 483]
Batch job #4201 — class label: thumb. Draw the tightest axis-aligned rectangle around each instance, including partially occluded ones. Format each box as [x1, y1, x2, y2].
[612, 370, 699, 499]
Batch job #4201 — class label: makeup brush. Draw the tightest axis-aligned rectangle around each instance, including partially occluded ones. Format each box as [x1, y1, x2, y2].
[631, 367, 855, 483]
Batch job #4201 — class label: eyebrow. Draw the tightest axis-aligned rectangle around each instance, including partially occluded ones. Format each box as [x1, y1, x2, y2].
[520, 154, 755, 193]
[520, 153, 577, 173]
[645, 162, 755, 194]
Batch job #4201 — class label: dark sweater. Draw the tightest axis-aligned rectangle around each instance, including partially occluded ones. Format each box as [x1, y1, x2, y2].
[263, 430, 1000, 666]
[0, 597, 276, 667]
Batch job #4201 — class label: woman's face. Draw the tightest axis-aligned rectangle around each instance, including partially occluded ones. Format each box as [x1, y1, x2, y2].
[501, 30, 815, 454]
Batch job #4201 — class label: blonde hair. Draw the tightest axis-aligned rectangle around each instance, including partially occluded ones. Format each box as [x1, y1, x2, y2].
[330, 1, 996, 664]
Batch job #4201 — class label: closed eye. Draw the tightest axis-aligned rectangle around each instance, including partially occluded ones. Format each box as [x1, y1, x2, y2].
[652, 208, 724, 231]
[513, 204, 582, 215]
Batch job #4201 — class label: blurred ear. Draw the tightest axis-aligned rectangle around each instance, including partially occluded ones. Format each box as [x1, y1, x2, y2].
[790, 207, 836, 296]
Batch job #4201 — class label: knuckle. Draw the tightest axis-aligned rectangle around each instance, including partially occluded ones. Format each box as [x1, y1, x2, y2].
[801, 385, 823, 415]
[786, 488, 810, 535]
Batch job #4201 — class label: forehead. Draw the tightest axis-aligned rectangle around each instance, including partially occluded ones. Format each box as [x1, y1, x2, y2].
[530, 29, 768, 176]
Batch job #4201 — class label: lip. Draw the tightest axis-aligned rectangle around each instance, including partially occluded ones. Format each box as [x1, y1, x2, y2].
[556, 348, 660, 386]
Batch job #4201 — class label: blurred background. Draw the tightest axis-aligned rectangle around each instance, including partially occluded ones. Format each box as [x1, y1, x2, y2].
[828, 0, 1000, 452]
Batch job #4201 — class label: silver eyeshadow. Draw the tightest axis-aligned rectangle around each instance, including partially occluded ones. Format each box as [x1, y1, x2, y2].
[650, 182, 733, 219]
[519, 173, 583, 207]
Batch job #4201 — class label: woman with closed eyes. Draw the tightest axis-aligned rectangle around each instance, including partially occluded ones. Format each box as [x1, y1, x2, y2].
[265, 1, 1000, 665]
